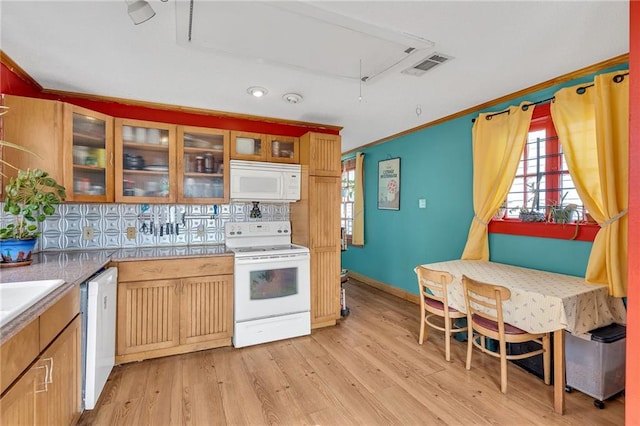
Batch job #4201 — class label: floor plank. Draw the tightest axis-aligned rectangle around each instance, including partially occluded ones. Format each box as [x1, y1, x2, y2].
[78, 278, 625, 426]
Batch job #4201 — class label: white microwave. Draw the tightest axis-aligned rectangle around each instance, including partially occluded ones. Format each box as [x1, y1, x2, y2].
[230, 160, 301, 202]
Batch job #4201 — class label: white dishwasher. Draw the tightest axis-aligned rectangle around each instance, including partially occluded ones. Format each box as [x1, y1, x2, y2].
[80, 267, 118, 410]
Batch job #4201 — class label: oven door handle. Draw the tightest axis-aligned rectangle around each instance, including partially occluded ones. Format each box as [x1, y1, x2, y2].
[234, 254, 309, 265]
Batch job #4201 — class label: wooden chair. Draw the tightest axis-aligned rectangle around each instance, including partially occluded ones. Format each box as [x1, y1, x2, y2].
[462, 275, 550, 393]
[414, 266, 468, 361]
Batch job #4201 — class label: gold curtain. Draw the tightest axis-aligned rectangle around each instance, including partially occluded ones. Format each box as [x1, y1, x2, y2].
[352, 152, 365, 246]
[551, 71, 629, 297]
[461, 102, 534, 260]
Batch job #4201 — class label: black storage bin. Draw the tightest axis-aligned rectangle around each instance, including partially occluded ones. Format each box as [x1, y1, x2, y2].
[508, 339, 554, 384]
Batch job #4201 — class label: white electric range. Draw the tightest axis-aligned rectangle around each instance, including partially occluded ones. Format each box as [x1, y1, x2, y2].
[225, 221, 310, 348]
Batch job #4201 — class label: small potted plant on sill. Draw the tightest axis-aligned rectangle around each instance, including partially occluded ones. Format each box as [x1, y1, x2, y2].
[493, 201, 508, 220]
[0, 169, 66, 267]
[546, 193, 581, 240]
[546, 193, 579, 224]
[517, 174, 545, 222]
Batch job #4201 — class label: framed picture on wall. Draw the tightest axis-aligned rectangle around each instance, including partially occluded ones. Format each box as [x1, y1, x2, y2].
[378, 157, 401, 210]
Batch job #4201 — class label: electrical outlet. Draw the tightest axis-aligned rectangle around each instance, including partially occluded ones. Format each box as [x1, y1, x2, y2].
[82, 226, 94, 240]
[197, 224, 205, 237]
[126, 227, 136, 240]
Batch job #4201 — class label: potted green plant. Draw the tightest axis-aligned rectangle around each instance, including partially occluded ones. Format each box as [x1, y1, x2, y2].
[1, 169, 66, 266]
[546, 192, 579, 224]
[518, 174, 545, 222]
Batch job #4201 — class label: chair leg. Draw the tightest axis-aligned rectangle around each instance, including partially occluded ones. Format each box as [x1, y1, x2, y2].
[444, 319, 452, 362]
[419, 310, 425, 344]
[465, 324, 473, 370]
[542, 333, 551, 385]
[499, 339, 508, 393]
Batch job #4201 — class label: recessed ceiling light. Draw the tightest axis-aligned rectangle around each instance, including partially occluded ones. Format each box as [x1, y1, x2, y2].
[282, 93, 303, 104]
[247, 86, 268, 97]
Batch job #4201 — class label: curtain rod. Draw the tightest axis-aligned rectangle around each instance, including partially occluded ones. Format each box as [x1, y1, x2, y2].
[575, 71, 628, 94]
[471, 71, 629, 123]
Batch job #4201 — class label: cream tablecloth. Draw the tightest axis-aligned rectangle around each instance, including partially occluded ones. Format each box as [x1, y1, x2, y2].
[422, 260, 626, 335]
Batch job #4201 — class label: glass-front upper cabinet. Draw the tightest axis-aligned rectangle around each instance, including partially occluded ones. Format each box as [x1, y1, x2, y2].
[114, 118, 176, 203]
[63, 105, 114, 202]
[266, 135, 299, 164]
[230, 130, 264, 161]
[230, 131, 299, 164]
[177, 126, 229, 203]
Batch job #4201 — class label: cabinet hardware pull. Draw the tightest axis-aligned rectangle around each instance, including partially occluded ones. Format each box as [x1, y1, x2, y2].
[43, 357, 54, 384]
[35, 363, 49, 393]
[110, 151, 114, 166]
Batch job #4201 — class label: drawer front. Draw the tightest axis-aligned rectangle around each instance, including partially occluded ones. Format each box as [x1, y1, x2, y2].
[117, 256, 234, 282]
[0, 318, 39, 395]
[39, 286, 80, 351]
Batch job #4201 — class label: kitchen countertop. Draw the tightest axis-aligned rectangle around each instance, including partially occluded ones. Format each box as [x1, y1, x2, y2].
[112, 244, 232, 262]
[0, 245, 233, 344]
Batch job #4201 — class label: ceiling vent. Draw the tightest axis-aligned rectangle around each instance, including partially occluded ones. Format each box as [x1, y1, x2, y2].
[401, 53, 452, 76]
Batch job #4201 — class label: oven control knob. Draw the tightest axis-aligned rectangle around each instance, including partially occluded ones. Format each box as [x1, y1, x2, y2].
[237, 231, 242, 234]
[277, 230, 282, 233]
[284, 229, 289, 233]
[229, 231, 235, 235]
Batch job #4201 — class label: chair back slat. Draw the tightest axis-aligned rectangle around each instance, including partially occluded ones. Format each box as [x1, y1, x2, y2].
[462, 275, 511, 324]
[414, 266, 453, 305]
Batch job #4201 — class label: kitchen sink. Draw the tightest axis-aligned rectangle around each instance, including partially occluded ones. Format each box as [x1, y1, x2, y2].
[0, 279, 66, 328]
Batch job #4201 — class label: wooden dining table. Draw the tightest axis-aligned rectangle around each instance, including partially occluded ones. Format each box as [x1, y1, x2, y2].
[421, 259, 627, 415]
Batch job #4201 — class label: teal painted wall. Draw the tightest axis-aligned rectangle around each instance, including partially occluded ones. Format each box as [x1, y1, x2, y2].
[342, 63, 627, 295]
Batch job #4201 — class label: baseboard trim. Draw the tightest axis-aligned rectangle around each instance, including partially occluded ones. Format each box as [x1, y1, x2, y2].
[347, 271, 420, 305]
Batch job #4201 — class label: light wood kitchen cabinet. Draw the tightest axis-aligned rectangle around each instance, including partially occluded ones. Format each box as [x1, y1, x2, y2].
[299, 132, 342, 177]
[63, 104, 114, 202]
[230, 130, 299, 164]
[116, 279, 181, 358]
[1, 95, 115, 202]
[230, 130, 264, 161]
[114, 256, 234, 363]
[265, 134, 299, 163]
[1, 95, 64, 187]
[291, 132, 342, 329]
[36, 315, 82, 425]
[114, 118, 177, 203]
[180, 275, 234, 345]
[0, 289, 81, 426]
[177, 125, 230, 203]
[0, 360, 39, 425]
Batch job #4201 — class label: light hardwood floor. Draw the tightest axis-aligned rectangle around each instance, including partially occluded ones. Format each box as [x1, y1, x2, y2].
[78, 278, 624, 425]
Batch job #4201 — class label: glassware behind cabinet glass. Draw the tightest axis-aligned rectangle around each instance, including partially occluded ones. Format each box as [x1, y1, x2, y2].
[182, 130, 225, 200]
[72, 112, 107, 196]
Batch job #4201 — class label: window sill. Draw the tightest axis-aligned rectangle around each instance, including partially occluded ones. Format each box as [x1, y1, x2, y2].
[488, 219, 599, 242]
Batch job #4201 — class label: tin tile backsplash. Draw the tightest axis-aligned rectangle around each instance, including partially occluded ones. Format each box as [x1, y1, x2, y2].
[1, 202, 289, 252]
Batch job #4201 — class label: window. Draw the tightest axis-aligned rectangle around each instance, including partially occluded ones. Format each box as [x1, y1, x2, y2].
[341, 158, 356, 245]
[505, 103, 582, 218]
[490, 103, 599, 241]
